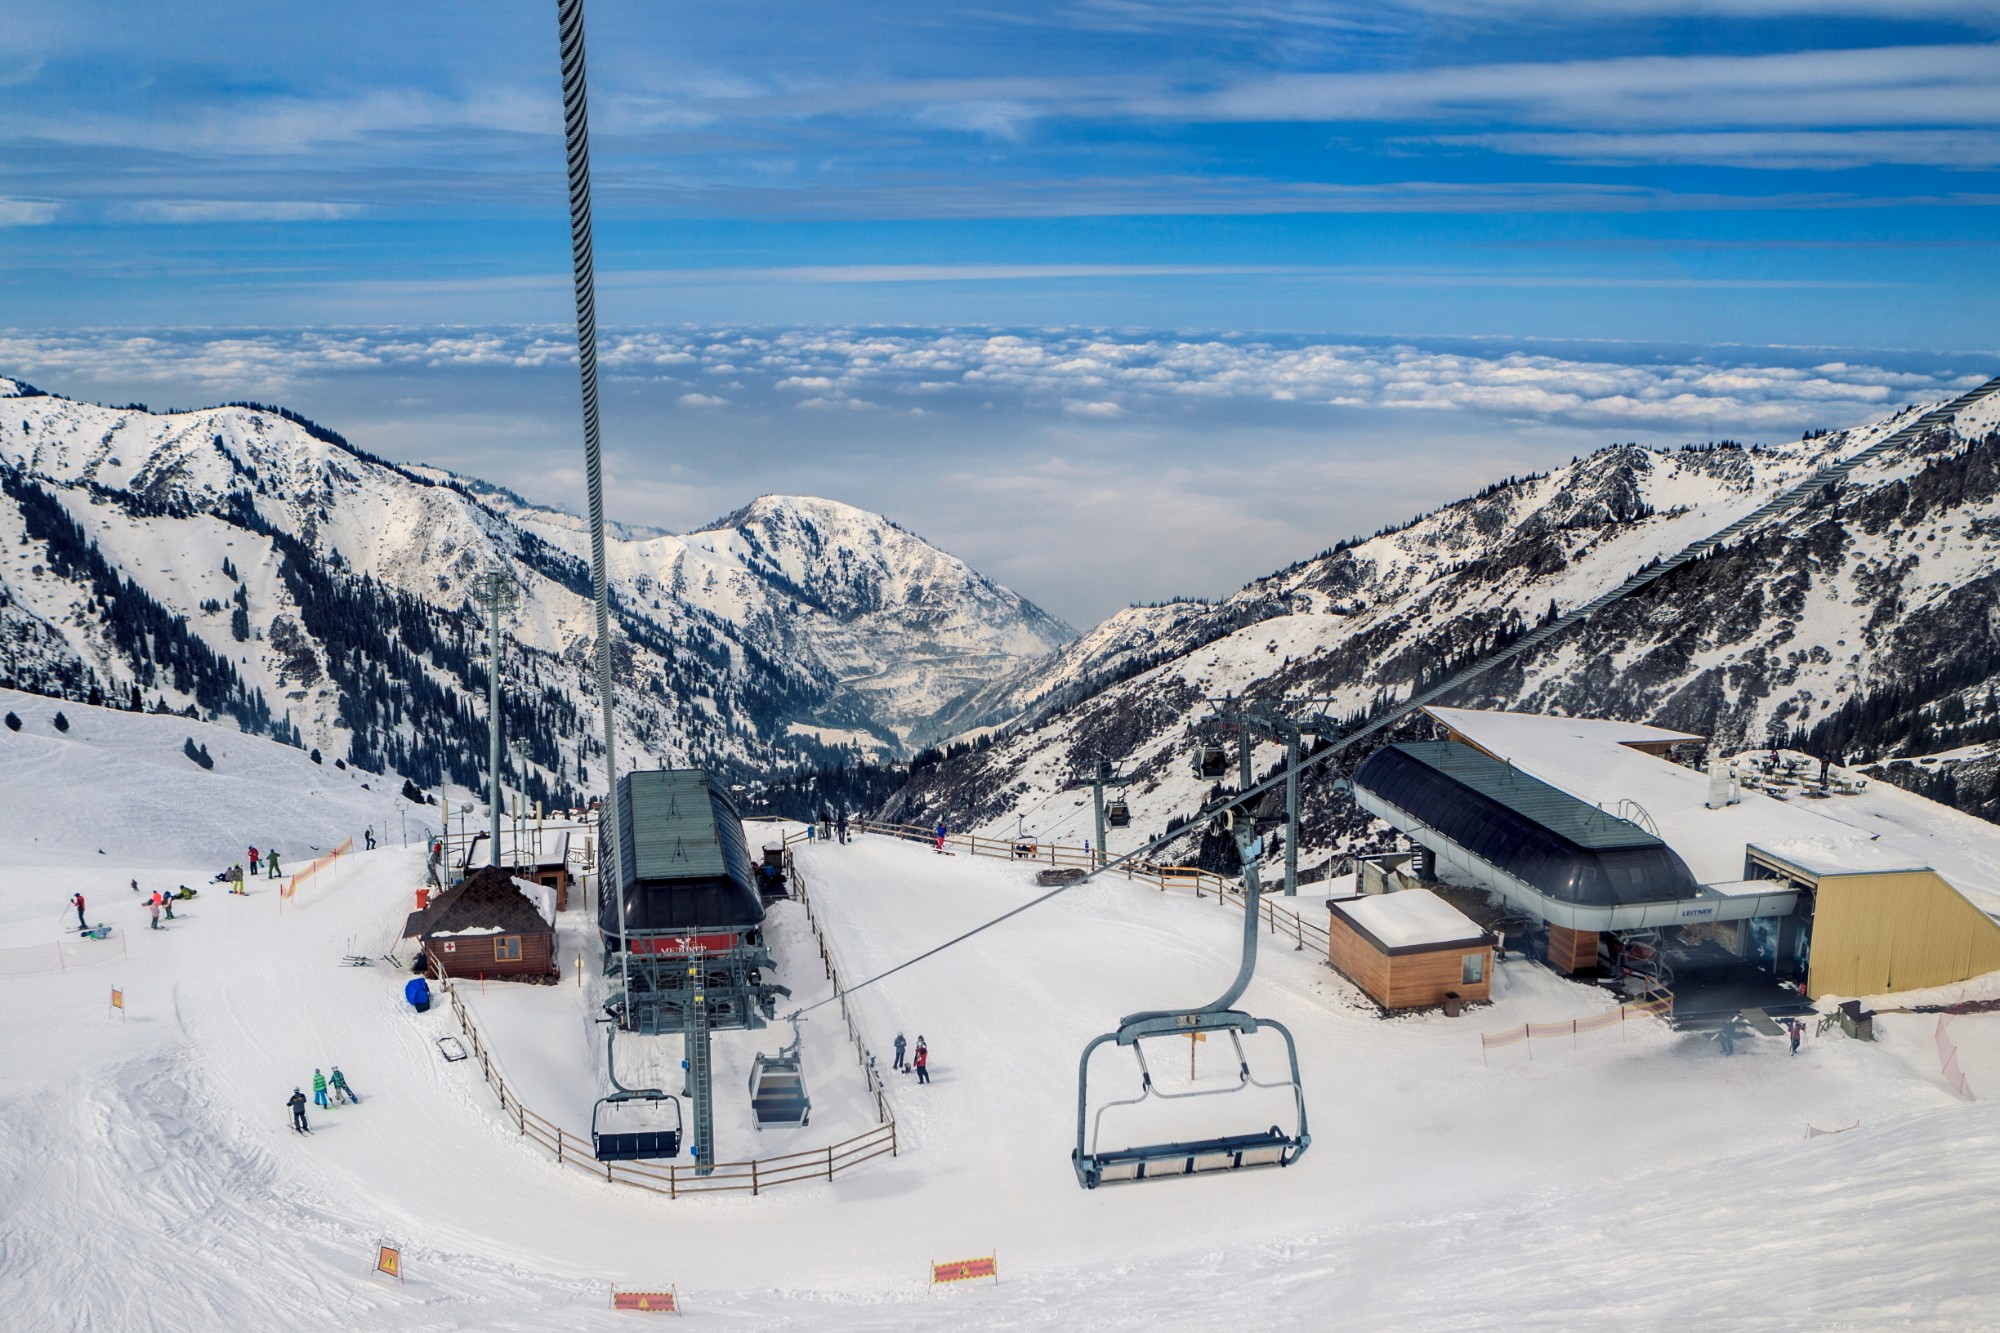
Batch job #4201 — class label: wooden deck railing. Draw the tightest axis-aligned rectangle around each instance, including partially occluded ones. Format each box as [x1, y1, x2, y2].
[427, 939, 897, 1197]
[833, 818, 1331, 954]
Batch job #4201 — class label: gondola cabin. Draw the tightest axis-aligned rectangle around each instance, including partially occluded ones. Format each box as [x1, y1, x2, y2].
[602, 769, 766, 956]
[404, 866, 559, 983]
[1106, 798, 1132, 828]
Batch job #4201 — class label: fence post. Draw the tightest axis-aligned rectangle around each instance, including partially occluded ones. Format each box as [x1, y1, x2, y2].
[827, 1145, 835, 1181]
[751, 1158, 760, 1197]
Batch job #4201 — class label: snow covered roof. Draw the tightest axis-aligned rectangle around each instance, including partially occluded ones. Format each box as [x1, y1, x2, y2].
[404, 867, 555, 939]
[1329, 889, 1492, 952]
[1420, 707, 1935, 887]
[459, 828, 569, 872]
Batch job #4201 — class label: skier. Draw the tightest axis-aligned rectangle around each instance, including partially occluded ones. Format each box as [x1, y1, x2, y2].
[146, 895, 161, 930]
[934, 821, 946, 853]
[248, 847, 260, 877]
[330, 1066, 359, 1104]
[71, 892, 87, 932]
[893, 1033, 907, 1071]
[914, 1037, 930, 1085]
[129, 878, 138, 894]
[267, 849, 282, 878]
[836, 810, 849, 845]
[288, 1088, 310, 1133]
[312, 1068, 329, 1108]
[365, 827, 376, 851]
[159, 889, 175, 922]
[1789, 1019, 1803, 1056]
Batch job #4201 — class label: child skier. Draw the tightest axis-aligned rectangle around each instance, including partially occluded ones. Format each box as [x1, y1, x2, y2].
[160, 890, 175, 922]
[312, 1068, 329, 1108]
[914, 1037, 930, 1085]
[146, 896, 161, 930]
[288, 1088, 310, 1133]
[934, 821, 946, 852]
[330, 1066, 359, 1104]
[71, 892, 87, 932]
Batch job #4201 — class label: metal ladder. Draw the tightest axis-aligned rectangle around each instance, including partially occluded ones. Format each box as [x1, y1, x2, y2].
[681, 968, 715, 1174]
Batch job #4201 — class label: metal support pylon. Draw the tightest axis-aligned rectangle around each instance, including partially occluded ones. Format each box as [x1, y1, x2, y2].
[682, 960, 714, 1174]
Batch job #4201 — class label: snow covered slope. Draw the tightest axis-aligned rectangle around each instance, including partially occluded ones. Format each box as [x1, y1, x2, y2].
[3, 702, 1998, 1326]
[888, 381, 2000, 867]
[0, 378, 1072, 805]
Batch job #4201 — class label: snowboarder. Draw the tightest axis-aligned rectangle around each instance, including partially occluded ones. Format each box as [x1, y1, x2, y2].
[232, 864, 246, 894]
[365, 827, 376, 851]
[914, 1037, 930, 1085]
[267, 849, 281, 878]
[1789, 1020, 1803, 1056]
[934, 821, 946, 853]
[248, 847, 260, 876]
[330, 1066, 359, 1104]
[146, 896, 161, 930]
[893, 1033, 907, 1071]
[288, 1088, 310, 1133]
[159, 890, 175, 922]
[312, 1069, 329, 1108]
[71, 892, 87, 932]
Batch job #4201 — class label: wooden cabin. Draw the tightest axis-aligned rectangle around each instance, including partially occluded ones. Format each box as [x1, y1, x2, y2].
[404, 866, 559, 983]
[1326, 889, 1495, 1011]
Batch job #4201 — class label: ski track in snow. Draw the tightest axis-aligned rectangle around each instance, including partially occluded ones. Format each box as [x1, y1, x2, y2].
[5, 707, 2000, 1328]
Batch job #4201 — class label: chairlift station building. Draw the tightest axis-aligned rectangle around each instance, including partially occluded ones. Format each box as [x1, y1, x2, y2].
[1351, 707, 2000, 999]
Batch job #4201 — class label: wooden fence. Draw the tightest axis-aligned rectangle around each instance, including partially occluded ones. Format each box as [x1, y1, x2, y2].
[845, 818, 1331, 955]
[425, 896, 898, 1197]
[789, 854, 898, 1124]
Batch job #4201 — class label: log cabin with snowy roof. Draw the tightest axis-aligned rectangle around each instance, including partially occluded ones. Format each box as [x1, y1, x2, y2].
[404, 865, 559, 984]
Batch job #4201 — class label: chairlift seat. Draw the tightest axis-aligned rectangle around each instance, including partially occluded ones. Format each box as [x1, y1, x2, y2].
[1076, 1126, 1303, 1188]
[592, 1091, 683, 1161]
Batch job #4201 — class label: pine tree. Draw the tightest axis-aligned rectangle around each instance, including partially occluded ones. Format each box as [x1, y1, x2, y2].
[52, 711, 68, 732]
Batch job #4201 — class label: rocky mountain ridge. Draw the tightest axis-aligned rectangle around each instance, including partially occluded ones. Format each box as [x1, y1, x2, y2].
[0, 378, 1072, 806]
[883, 382, 2000, 868]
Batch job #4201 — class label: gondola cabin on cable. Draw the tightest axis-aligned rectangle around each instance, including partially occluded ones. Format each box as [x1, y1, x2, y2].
[1106, 797, 1132, 828]
[403, 865, 559, 983]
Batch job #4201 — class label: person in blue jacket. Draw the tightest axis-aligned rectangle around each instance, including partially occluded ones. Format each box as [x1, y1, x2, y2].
[405, 977, 431, 1013]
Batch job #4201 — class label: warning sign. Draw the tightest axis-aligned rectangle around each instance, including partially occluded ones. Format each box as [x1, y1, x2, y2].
[612, 1286, 680, 1313]
[931, 1254, 999, 1286]
[373, 1244, 403, 1282]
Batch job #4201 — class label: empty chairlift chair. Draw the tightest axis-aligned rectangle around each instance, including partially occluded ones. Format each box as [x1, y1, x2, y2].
[748, 1023, 811, 1129]
[592, 1090, 683, 1161]
[592, 1029, 684, 1161]
[1072, 826, 1310, 1188]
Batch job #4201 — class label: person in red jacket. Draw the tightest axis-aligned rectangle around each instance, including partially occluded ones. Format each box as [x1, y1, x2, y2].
[248, 847, 260, 876]
[914, 1036, 930, 1085]
[71, 892, 87, 932]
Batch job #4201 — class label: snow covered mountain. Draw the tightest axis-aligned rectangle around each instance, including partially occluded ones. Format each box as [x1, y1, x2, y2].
[0, 378, 1072, 806]
[885, 380, 2000, 862]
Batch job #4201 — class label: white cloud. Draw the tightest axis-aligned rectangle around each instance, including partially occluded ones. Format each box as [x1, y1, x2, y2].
[113, 200, 366, 223]
[0, 198, 58, 226]
[675, 392, 728, 408]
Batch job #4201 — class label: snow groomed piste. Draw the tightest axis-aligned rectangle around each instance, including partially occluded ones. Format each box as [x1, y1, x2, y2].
[9, 688, 2000, 1324]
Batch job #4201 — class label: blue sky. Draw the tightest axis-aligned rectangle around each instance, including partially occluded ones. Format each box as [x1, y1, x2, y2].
[2, 2, 1996, 622]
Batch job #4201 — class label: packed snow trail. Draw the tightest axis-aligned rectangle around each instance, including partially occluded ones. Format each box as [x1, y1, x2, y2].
[6, 701, 2000, 1326]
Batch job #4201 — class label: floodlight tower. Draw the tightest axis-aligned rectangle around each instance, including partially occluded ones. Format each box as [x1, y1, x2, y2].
[471, 569, 520, 869]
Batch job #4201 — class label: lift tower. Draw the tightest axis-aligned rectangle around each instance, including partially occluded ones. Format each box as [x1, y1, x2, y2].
[1065, 757, 1133, 868]
[470, 569, 520, 869]
[1196, 695, 1348, 897]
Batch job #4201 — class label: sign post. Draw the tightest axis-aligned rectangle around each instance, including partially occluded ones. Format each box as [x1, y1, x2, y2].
[372, 1243, 404, 1283]
[110, 986, 124, 1019]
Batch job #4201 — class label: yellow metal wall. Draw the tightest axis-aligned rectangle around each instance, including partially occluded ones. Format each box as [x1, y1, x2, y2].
[1808, 870, 2000, 999]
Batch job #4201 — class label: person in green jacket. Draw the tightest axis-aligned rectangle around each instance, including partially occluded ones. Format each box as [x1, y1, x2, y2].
[312, 1068, 329, 1108]
[330, 1066, 360, 1104]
